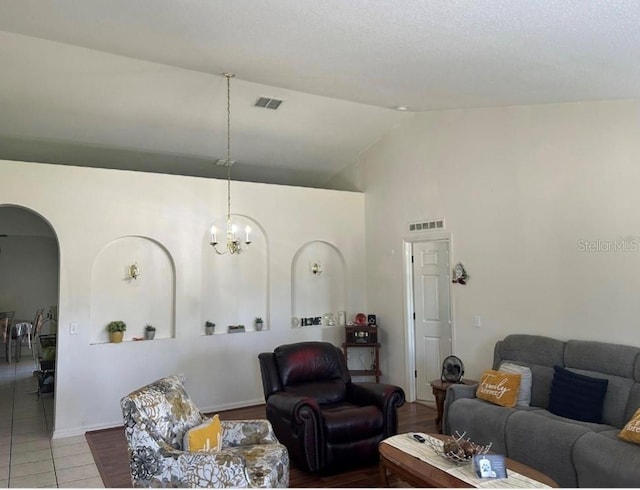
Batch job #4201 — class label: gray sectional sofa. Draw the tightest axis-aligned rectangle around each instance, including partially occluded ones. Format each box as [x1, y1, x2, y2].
[442, 334, 640, 487]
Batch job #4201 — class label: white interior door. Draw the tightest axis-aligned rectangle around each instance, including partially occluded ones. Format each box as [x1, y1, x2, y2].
[413, 240, 452, 401]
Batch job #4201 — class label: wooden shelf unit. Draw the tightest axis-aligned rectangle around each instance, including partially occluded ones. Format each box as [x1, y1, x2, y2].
[342, 325, 381, 382]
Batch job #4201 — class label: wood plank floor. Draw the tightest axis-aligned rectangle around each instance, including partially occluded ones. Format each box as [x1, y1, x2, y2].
[86, 401, 437, 488]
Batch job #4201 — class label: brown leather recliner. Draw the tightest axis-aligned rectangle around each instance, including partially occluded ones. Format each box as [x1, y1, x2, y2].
[258, 341, 405, 473]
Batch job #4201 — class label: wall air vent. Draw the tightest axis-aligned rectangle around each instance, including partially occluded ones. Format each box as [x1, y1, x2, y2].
[408, 219, 445, 232]
[254, 97, 283, 110]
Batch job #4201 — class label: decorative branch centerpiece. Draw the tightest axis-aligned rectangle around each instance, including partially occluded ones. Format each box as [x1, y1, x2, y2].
[426, 432, 491, 465]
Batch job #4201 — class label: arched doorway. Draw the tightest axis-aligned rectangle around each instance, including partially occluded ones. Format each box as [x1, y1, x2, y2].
[0, 205, 60, 428]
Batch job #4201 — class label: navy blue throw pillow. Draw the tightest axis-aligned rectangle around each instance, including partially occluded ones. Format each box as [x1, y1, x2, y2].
[548, 366, 608, 423]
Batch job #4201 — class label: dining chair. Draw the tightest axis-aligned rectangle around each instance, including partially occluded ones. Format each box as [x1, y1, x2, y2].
[9, 308, 41, 362]
[0, 316, 20, 363]
[31, 309, 45, 360]
[0, 312, 16, 361]
[0, 311, 16, 326]
[25, 308, 43, 351]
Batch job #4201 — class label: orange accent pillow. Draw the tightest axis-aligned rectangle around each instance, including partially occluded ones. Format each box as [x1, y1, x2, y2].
[476, 369, 521, 408]
[619, 408, 640, 444]
[183, 414, 222, 452]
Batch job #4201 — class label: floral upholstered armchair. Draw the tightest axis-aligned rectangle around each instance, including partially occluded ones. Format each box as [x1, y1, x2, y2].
[120, 375, 289, 488]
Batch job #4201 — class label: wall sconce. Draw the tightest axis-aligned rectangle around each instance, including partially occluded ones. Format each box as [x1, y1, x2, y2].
[311, 261, 323, 276]
[451, 262, 468, 284]
[128, 263, 140, 280]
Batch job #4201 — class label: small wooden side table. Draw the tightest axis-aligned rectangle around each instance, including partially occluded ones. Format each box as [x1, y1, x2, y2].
[430, 378, 477, 433]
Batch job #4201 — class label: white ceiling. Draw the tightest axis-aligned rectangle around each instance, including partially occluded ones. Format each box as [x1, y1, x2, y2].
[1, 1, 640, 188]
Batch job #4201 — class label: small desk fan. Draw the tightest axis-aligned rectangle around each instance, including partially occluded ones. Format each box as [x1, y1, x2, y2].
[441, 355, 464, 383]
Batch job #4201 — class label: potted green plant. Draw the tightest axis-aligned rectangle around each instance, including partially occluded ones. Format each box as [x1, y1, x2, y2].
[205, 321, 215, 335]
[255, 317, 264, 331]
[144, 324, 156, 340]
[107, 320, 126, 343]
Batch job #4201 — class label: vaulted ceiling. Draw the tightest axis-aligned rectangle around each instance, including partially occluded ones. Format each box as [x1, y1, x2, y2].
[1, 1, 640, 189]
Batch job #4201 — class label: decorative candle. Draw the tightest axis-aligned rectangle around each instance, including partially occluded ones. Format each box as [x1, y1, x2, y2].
[245, 226, 251, 242]
[210, 225, 217, 244]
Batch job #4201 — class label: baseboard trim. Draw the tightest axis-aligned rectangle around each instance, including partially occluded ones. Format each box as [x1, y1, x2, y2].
[59, 398, 265, 438]
[53, 419, 123, 439]
[199, 398, 264, 415]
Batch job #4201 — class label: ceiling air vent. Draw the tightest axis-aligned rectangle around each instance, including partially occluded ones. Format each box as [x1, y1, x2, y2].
[408, 219, 445, 232]
[254, 97, 283, 110]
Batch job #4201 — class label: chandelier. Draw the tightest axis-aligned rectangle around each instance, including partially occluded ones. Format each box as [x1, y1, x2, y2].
[210, 73, 251, 255]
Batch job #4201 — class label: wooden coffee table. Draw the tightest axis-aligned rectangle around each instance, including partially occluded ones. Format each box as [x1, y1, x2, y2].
[379, 433, 558, 487]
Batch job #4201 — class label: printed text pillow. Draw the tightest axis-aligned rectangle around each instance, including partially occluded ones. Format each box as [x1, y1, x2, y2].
[619, 408, 640, 444]
[476, 369, 521, 408]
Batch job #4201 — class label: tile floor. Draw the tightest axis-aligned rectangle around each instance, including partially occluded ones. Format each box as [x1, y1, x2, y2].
[0, 347, 104, 488]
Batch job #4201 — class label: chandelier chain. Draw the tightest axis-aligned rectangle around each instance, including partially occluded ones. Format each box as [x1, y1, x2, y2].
[226, 73, 232, 221]
[209, 72, 251, 255]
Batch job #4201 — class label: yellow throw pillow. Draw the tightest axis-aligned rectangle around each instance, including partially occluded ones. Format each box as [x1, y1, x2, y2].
[476, 369, 521, 408]
[183, 414, 222, 452]
[619, 408, 640, 444]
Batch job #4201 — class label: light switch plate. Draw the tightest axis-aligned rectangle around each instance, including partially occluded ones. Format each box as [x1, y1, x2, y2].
[70, 322, 79, 335]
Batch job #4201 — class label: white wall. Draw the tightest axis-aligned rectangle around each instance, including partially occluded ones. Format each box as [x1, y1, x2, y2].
[0, 235, 58, 323]
[0, 160, 366, 437]
[358, 99, 640, 394]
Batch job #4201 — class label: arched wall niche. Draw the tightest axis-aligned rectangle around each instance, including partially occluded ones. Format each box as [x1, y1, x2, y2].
[291, 240, 346, 328]
[90, 235, 175, 343]
[201, 214, 269, 334]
